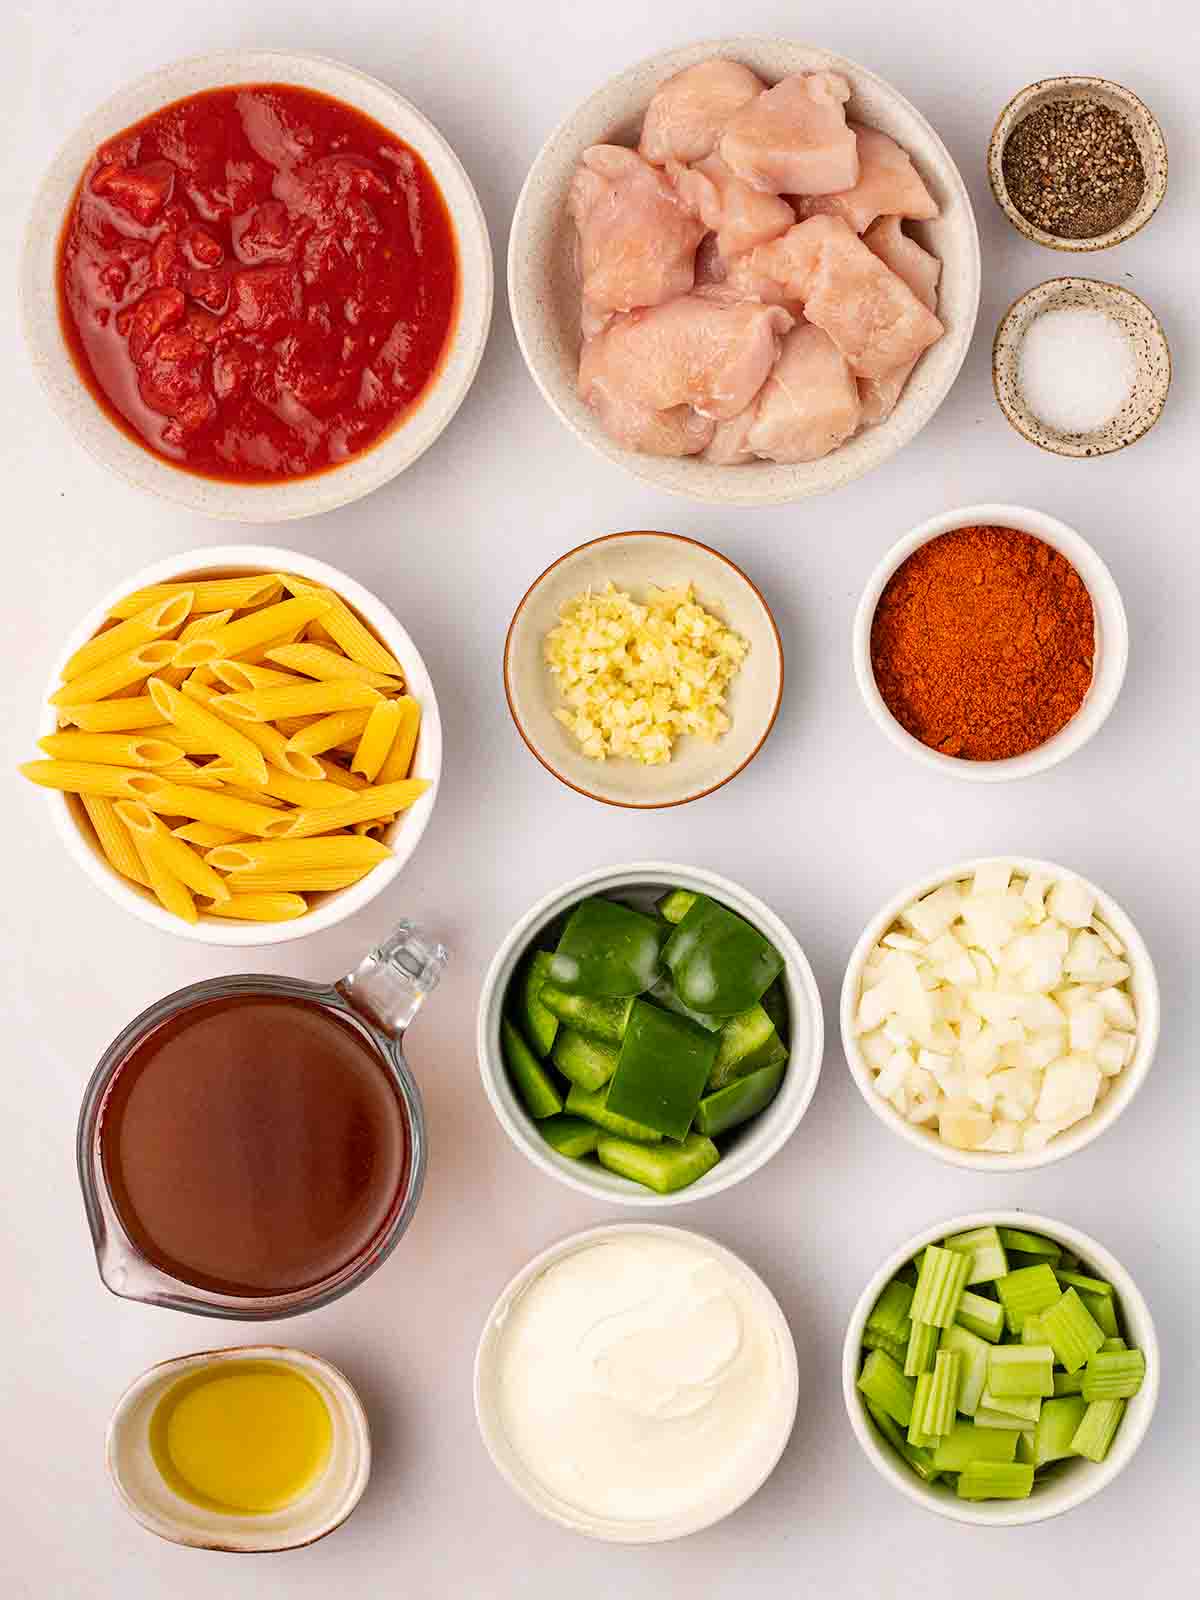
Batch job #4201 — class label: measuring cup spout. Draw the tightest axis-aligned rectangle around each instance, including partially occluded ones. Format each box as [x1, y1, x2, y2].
[336, 920, 448, 1040]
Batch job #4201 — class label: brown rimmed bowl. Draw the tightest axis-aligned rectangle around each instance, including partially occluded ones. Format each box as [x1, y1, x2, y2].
[503, 531, 783, 808]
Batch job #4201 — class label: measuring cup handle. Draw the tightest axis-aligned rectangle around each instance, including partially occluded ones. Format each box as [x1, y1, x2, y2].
[336, 920, 448, 1040]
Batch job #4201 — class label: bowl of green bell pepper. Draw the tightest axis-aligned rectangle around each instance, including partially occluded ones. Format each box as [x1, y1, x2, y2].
[477, 862, 823, 1204]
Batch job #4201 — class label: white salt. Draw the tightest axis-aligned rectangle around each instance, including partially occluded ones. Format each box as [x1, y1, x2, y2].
[1018, 307, 1135, 434]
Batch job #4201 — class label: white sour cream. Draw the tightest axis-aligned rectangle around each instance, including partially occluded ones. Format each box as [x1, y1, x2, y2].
[491, 1232, 794, 1529]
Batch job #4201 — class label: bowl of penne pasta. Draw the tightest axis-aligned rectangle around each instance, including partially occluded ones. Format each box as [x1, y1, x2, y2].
[21, 547, 441, 943]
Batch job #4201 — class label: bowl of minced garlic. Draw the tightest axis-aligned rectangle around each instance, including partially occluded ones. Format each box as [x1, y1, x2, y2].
[504, 531, 783, 807]
[854, 504, 1127, 783]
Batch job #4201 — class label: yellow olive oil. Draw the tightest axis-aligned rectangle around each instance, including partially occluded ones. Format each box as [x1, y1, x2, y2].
[149, 1360, 333, 1515]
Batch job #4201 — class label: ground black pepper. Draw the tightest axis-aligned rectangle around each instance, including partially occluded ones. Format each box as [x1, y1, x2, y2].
[1002, 98, 1145, 239]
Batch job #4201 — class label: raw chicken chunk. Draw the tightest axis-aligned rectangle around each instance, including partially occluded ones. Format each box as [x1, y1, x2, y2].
[750, 215, 943, 379]
[639, 59, 765, 165]
[580, 360, 717, 456]
[719, 72, 859, 196]
[792, 124, 939, 234]
[669, 154, 795, 261]
[579, 296, 792, 429]
[569, 145, 704, 323]
[745, 323, 861, 462]
[857, 215, 942, 423]
[703, 409, 758, 464]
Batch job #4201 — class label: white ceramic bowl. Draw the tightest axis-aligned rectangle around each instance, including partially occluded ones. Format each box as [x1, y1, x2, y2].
[107, 1345, 371, 1551]
[853, 503, 1128, 780]
[475, 1223, 799, 1541]
[21, 50, 493, 522]
[504, 531, 784, 807]
[477, 862, 823, 1204]
[840, 856, 1160, 1172]
[33, 545, 441, 946]
[843, 1210, 1159, 1525]
[508, 36, 980, 506]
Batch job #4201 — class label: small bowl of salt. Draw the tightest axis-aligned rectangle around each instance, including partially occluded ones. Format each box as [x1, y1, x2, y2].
[993, 277, 1170, 457]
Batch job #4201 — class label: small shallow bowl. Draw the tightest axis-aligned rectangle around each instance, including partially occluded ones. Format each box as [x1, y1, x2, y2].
[853, 502, 1128, 781]
[844, 1210, 1159, 1524]
[840, 856, 1160, 1172]
[508, 36, 980, 506]
[107, 1345, 371, 1551]
[993, 279, 1170, 458]
[988, 77, 1167, 251]
[475, 1222, 799, 1541]
[20, 50, 493, 522]
[504, 531, 783, 807]
[33, 545, 441, 946]
[478, 861, 823, 1205]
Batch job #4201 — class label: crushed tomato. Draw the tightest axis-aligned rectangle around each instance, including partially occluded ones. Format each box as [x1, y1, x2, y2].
[57, 84, 459, 482]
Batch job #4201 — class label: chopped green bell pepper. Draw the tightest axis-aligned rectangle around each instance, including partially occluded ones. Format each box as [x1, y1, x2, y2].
[564, 1083, 662, 1143]
[538, 984, 633, 1045]
[517, 950, 558, 1058]
[707, 1004, 778, 1089]
[596, 1130, 719, 1193]
[648, 972, 724, 1032]
[539, 1115, 600, 1158]
[661, 895, 784, 1015]
[693, 1058, 785, 1136]
[760, 978, 789, 1046]
[605, 999, 717, 1140]
[656, 888, 698, 925]
[547, 896, 665, 997]
[501, 1017, 562, 1119]
[551, 1029, 618, 1092]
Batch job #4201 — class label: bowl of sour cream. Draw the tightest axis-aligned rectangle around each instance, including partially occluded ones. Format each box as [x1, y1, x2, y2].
[474, 1223, 798, 1542]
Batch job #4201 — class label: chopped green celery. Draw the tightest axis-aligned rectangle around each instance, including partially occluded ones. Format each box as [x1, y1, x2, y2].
[987, 1345, 1055, 1399]
[647, 973, 723, 1033]
[940, 1325, 990, 1416]
[538, 1115, 599, 1158]
[1071, 1398, 1126, 1462]
[595, 1130, 719, 1193]
[1057, 1249, 1081, 1271]
[904, 1320, 940, 1377]
[605, 1000, 717, 1139]
[656, 888, 698, 925]
[1053, 1370, 1084, 1397]
[1041, 1288, 1105, 1373]
[932, 1421, 1018, 1471]
[1021, 1314, 1047, 1346]
[1082, 1348, 1145, 1401]
[1080, 1288, 1120, 1338]
[548, 896, 665, 997]
[1034, 1395, 1088, 1465]
[693, 1058, 785, 1136]
[760, 978, 789, 1046]
[661, 895, 784, 1015]
[539, 985, 633, 1045]
[501, 1018, 563, 1119]
[957, 1461, 1034, 1500]
[564, 1083, 661, 1143]
[911, 1245, 972, 1329]
[923, 1351, 962, 1436]
[974, 1406, 1033, 1430]
[1056, 1268, 1114, 1298]
[895, 1261, 919, 1287]
[551, 1029, 618, 1092]
[867, 1280, 915, 1344]
[995, 1263, 1061, 1333]
[857, 1350, 916, 1427]
[865, 1400, 941, 1483]
[978, 1389, 1042, 1424]
[863, 1328, 908, 1363]
[907, 1374, 940, 1447]
[1015, 1429, 1037, 1465]
[944, 1225, 1009, 1284]
[517, 951, 559, 1057]
[997, 1227, 1062, 1262]
[955, 1289, 1005, 1344]
[707, 1004, 777, 1088]
[1102, 1336, 1127, 1351]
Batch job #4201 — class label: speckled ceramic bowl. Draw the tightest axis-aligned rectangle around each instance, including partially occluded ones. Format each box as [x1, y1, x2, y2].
[509, 37, 981, 506]
[993, 279, 1170, 458]
[988, 77, 1167, 251]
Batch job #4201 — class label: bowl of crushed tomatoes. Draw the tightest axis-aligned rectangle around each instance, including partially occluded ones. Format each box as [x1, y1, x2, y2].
[21, 51, 493, 521]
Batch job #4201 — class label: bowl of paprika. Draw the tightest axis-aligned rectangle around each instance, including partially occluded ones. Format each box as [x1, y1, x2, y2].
[852, 503, 1127, 781]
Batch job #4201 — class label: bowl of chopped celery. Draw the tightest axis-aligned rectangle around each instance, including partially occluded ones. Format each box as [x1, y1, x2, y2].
[844, 1211, 1159, 1524]
[476, 861, 822, 1204]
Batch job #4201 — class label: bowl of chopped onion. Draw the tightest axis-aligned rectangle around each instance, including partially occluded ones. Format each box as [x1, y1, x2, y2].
[840, 858, 1159, 1170]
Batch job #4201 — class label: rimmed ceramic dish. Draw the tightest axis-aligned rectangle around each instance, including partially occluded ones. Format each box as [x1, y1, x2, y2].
[844, 1210, 1159, 1525]
[477, 861, 823, 1205]
[988, 77, 1167, 251]
[840, 856, 1160, 1172]
[107, 1345, 371, 1551]
[993, 280, 1170, 458]
[508, 36, 980, 506]
[504, 531, 783, 808]
[475, 1223, 799, 1541]
[20, 50, 493, 522]
[853, 502, 1128, 780]
[33, 545, 441, 946]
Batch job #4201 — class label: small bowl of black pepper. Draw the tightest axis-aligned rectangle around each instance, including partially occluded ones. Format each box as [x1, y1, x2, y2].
[988, 76, 1166, 251]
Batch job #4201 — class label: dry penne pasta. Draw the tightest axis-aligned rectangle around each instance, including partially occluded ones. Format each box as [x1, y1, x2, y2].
[286, 707, 373, 757]
[153, 761, 228, 789]
[280, 575, 405, 675]
[108, 575, 280, 619]
[81, 793, 150, 887]
[206, 835, 392, 873]
[156, 609, 235, 688]
[19, 760, 144, 798]
[128, 828, 198, 922]
[148, 678, 268, 787]
[202, 893, 309, 922]
[216, 680, 382, 723]
[55, 697, 164, 732]
[204, 763, 349, 810]
[183, 679, 324, 781]
[377, 696, 422, 783]
[210, 660, 308, 692]
[115, 801, 231, 902]
[279, 779, 430, 838]
[316, 757, 370, 790]
[125, 778, 287, 837]
[172, 596, 330, 667]
[62, 594, 193, 682]
[172, 821, 246, 847]
[264, 642, 403, 690]
[49, 640, 177, 707]
[39, 732, 183, 768]
[225, 866, 375, 893]
[352, 699, 404, 781]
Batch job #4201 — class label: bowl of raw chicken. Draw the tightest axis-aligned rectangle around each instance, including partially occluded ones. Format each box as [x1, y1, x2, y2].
[509, 39, 981, 505]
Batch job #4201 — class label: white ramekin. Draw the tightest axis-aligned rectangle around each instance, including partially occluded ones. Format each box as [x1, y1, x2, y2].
[477, 862, 823, 1205]
[21, 51, 493, 522]
[32, 545, 441, 946]
[852, 503, 1128, 781]
[475, 1222, 799, 1542]
[843, 1210, 1159, 1526]
[840, 856, 1159, 1171]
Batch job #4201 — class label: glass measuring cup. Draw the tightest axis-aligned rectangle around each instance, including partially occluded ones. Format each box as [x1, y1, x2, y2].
[77, 921, 446, 1320]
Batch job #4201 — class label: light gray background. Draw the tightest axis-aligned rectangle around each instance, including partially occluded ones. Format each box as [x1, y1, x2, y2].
[1, 1, 1196, 1594]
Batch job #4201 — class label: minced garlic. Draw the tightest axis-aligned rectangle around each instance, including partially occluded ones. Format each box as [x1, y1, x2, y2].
[543, 582, 748, 764]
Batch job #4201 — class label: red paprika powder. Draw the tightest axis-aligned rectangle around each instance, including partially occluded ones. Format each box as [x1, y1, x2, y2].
[869, 525, 1095, 761]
